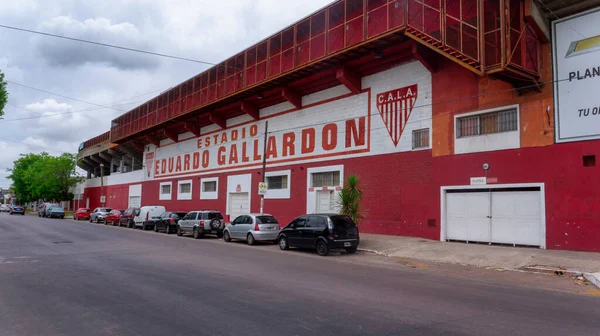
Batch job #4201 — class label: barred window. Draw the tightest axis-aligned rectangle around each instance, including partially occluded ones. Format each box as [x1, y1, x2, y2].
[456, 109, 518, 138]
[267, 175, 288, 190]
[179, 183, 191, 194]
[412, 128, 430, 149]
[161, 184, 171, 195]
[312, 171, 340, 187]
[202, 181, 217, 192]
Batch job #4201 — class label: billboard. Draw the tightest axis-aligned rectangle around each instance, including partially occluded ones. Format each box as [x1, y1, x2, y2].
[553, 7, 600, 143]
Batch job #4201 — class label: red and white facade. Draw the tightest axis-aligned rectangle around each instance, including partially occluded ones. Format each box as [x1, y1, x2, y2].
[76, 0, 600, 252]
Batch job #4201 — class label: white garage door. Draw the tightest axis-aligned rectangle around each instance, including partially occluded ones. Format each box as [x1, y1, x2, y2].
[229, 193, 249, 221]
[446, 189, 542, 247]
[128, 196, 141, 208]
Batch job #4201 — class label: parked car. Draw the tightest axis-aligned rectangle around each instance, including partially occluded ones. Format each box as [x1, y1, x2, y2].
[38, 203, 59, 217]
[10, 205, 25, 215]
[0, 204, 11, 212]
[105, 210, 125, 226]
[150, 211, 188, 233]
[74, 208, 92, 220]
[118, 208, 140, 228]
[277, 214, 359, 256]
[177, 210, 225, 238]
[46, 206, 65, 219]
[134, 205, 166, 230]
[89, 207, 112, 223]
[223, 214, 280, 245]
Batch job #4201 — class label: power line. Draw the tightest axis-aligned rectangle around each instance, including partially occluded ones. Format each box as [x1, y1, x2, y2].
[0, 24, 218, 66]
[0, 136, 65, 154]
[7, 81, 126, 112]
[2, 88, 163, 122]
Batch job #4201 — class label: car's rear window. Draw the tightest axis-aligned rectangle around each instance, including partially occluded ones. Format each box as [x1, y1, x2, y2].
[330, 215, 357, 229]
[134, 209, 140, 216]
[82, 209, 91, 212]
[204, 212, 223, 220]
[101, 208, 112, 212]
[256, 216, 278, 224]
[173, 212, 187, 219]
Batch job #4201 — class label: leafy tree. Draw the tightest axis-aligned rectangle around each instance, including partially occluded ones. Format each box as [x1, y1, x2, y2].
[7, 152, 84, 203]
[0, 70, 7, 118]
[337, 174, 364, 225]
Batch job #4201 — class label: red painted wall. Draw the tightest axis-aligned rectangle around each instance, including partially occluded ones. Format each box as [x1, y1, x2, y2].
[80, 149, 438, 240]
[433, 141, 600, 252]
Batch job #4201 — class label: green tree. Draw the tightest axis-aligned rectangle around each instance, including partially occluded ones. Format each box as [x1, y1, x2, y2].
[337, 174, 364, 225]
[8, 152, 84, 203]
[0, 70, 7, 118]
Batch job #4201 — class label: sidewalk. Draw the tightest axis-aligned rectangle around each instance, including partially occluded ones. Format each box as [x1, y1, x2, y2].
[359, 234, 600, 286]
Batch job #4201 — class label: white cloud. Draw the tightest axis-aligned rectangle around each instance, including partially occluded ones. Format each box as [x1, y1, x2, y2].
[36, 16, 159, 70]
[21, 136, 49, 149]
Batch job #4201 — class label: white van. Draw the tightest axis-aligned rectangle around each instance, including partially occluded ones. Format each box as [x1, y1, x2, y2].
[134, 205, 166, 230]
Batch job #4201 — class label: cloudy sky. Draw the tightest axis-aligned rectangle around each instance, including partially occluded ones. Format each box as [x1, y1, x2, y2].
[0, 0, 333, 187]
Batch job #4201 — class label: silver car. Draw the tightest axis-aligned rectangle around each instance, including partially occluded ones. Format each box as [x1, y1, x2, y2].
[223, 214, 280, 245]
[177, 210, 225, 239]
[89, 207, 112, 223]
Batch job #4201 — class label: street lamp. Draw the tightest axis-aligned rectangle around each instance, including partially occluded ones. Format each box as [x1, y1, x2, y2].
[99, 163, 105, 207]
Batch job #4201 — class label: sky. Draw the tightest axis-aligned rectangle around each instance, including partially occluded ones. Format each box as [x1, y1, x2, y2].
[0, 0, 333, 188]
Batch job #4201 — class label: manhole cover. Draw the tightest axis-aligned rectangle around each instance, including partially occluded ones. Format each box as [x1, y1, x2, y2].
[53, 241, 73, 244]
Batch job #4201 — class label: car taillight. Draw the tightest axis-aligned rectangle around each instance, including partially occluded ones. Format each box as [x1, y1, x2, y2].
[145, 212, 149, 222]
[169, 218, 174, 223]
[254, 223, 260, 231]
[199, 220, 205, 227]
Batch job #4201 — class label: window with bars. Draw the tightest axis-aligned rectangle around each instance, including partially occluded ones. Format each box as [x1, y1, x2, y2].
[202, 181, 217, 192]
[456, 109, 518, 138]
[312, 171, 340, 187]
[266, 175, 288, 190]
[412, 128, 430, 149]
[179, 183, 191, 194]
[161, 184, 171, 195]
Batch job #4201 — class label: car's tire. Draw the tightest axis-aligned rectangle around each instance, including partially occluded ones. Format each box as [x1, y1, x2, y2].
[316, 240, 329, 256]
[223, 230, 231, 242]
[247, 233, 256, 246]
[209, 219, 220, 230]
[278, 236, 289, 250]
[345, 247, 357, 254]
[177, 226, 183, 236]
[60, 216, 64, 219]
[153, 224, 159, 232]
[89, 218, 93, 223]
[10, 212, 13, 215]
[164, 224, 170, 234]
[193, 227, 201, 239]
[22, 213, 25, 216]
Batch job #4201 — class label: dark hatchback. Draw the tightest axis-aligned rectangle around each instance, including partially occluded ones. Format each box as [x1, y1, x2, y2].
[10, 205, 25, 215]
[277, 214, 359, 256]
[150, 211, 188, 233]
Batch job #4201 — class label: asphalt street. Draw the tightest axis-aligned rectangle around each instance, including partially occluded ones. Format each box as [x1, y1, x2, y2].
[0, 213, 598, 336]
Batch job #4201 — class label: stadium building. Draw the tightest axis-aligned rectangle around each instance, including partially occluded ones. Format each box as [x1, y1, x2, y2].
[76, 0, 600, 252]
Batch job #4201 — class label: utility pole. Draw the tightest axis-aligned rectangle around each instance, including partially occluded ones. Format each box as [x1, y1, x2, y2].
[259, 120, 268, 214]
[100, 163, 105, 207]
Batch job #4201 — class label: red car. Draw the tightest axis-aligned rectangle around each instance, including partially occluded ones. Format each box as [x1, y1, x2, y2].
[74, 208, 92, 220]
[105, 210, 125, 226]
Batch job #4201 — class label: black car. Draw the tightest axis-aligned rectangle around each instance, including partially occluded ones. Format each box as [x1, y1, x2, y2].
[277, 214, 359, 256]
[151, 211, 188, 234]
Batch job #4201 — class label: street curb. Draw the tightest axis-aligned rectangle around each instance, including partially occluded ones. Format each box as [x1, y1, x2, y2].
[358, 248, 600, 289]
[583, 273, 600, 289]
